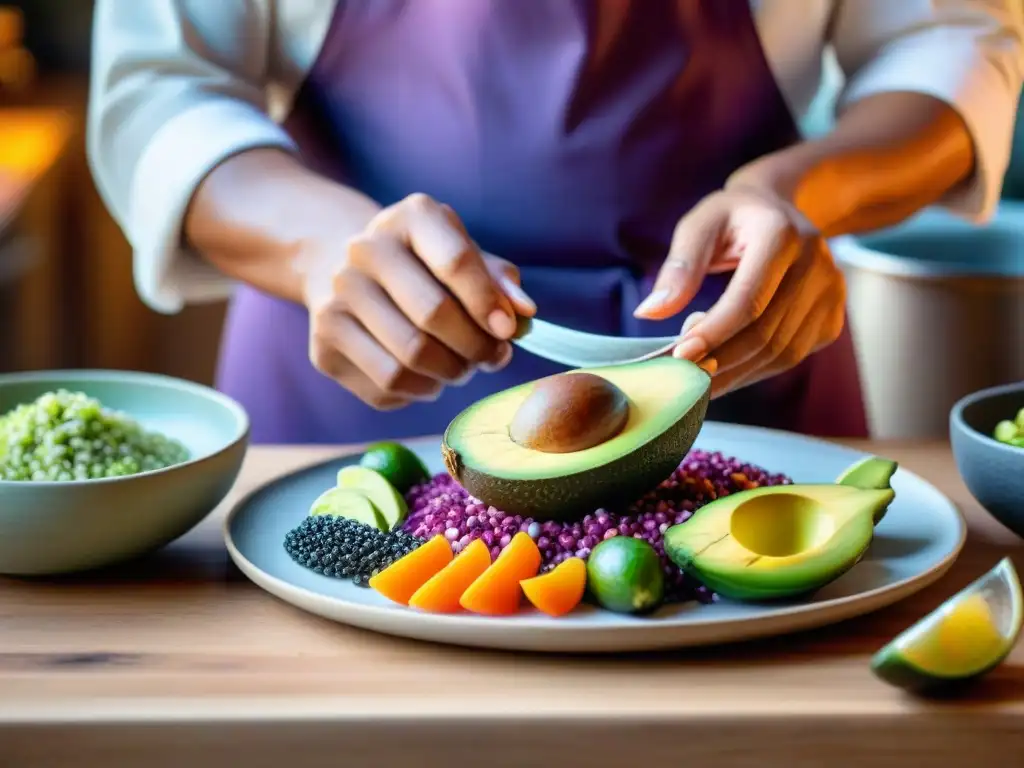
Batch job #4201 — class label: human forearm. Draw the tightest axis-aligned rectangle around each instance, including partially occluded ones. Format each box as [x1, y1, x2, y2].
[184, 148, 383, 304]
[727, 92, 975, 237]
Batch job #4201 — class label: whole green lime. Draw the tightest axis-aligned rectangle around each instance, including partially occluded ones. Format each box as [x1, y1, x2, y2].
[358, 441, 430, 494]
[586, 536, 665, 615]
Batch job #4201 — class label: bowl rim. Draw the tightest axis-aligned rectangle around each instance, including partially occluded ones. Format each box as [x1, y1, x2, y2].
[830, 235, 1024, 281]
[950, 381, 1024, 457]
[0, 368, 250, 488]
[830, 200, 1024, 280]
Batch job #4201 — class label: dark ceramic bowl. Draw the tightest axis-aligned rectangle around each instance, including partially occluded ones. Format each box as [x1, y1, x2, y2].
[950, 382, 1024, 538]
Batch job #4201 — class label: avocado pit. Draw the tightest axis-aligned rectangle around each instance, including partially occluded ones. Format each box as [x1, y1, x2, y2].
[508, 372, 630, 454]
[439, 356, 712, 521]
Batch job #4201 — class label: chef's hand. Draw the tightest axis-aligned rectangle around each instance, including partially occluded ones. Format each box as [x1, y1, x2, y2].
[303, 193, 536, 410]
[634, 185, 846, 398]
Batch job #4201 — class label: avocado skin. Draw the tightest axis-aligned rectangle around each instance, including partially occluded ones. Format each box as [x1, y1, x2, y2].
[443, 386, 710, 521]
[681, 550, 867, 603]
[870, 651, 986, 697]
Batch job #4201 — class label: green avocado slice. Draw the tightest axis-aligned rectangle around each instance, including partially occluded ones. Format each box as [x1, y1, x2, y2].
[309, 487, 387, 530]
[441, 356, 711, 521]
[663, 483, 895, 601]
[336, 466, 408, 531]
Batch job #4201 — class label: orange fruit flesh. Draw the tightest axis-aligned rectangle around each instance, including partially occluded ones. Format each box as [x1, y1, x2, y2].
[460, 532, 542, 615]
[408, 539, 492, 613]
[368, 535, 453, 605]
[520, 557, 587, 617]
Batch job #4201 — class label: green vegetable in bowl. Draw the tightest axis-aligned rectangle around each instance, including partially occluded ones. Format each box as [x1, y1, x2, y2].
[0, 390, 190, 482]
[992, 407, 1024, 448]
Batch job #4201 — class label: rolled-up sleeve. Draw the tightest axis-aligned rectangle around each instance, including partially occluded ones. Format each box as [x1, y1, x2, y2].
[87, 0, 298, 314]
[831, 0, 1024, 222]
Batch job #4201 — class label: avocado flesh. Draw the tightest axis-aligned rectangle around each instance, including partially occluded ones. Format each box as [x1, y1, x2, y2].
[836, 456, 898, 524]
[664, 484, 895, 601]
[309, 487, 388, 531]
[336, 466, 408, 531]
[442, 357, 710, 521]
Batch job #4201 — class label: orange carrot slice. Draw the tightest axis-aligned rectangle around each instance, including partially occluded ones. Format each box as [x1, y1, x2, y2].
[368, 535, 453, 605]
[459, 532, 542, 615]
[408, 539, 492, 613]
[520, 557, 587, 617]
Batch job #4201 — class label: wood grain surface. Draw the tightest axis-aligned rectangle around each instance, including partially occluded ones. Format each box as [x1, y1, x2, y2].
[0, 441, 1021, 768]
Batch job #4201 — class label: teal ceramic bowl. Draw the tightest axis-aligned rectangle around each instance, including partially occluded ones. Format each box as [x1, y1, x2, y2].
[0, 370, 249, 575]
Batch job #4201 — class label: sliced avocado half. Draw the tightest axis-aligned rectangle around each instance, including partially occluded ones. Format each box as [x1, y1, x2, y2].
[441, 356, 710, 520]
[664, 483, 894, 601]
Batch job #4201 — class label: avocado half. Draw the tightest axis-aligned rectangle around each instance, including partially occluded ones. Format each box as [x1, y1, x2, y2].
[441, 357, 711, 521]
[663, 483, 895, 601]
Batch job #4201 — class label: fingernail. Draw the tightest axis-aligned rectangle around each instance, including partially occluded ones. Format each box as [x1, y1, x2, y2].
[452, 369, 475, 386]
[673, 336, 707, 361]
[500, 276, 536, 313]
[488, 309, 517, 339]
[634, 289, 670, 318]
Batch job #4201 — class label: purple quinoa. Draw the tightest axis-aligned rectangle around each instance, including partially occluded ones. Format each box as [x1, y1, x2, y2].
[402, 449, 791, 604]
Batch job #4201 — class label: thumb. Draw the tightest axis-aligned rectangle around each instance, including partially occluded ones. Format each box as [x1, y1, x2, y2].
[634, 202, 724, 320]
[484, 253, 537, 317]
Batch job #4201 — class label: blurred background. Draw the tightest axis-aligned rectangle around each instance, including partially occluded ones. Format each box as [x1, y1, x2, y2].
[1, 1, 1022, 439]
[0, 0, 227, 387]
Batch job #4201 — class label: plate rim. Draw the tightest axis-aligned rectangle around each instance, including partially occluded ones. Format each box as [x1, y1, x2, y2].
[223, 422, 967, 649]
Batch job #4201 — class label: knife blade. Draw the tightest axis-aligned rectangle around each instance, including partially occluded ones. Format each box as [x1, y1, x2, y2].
[511, 316, 681, 368]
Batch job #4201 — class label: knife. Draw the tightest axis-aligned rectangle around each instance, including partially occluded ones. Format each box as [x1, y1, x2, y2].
[511, 316, 682, 369]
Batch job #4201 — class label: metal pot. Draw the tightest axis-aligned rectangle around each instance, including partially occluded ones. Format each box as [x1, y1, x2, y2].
[830, 203, 1024, 440]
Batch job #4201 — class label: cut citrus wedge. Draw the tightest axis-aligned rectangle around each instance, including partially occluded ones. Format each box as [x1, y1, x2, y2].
[871, 557, 1022, 694]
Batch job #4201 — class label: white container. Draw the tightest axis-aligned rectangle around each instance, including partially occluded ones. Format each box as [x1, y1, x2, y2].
[830, 204, 1024, 440]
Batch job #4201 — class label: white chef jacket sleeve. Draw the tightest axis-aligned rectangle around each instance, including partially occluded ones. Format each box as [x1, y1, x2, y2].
[87, 0, 298, 314]
[830, 0, 1024, 222]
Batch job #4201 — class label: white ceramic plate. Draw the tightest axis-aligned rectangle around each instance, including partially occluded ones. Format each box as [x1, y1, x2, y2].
[224, 422, 966, 652]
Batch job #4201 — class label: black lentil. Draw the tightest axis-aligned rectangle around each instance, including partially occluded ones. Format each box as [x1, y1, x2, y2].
[283, 515, 426, 586]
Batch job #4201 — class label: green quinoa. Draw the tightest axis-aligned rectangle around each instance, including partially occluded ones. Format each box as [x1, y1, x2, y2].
[0, 390, 190, 482]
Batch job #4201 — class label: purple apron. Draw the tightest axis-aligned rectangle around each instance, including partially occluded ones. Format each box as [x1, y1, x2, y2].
[216, 0, 869, 444]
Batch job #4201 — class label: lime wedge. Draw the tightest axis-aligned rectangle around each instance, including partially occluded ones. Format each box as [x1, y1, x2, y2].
[337, 465, 408, 531]
[309, 486, 386, 531]
[836, 456, 898, 524]
[871, 557, 1023, 694]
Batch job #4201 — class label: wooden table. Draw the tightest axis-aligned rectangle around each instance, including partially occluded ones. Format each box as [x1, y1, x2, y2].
[0, 442, 1021, 767]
